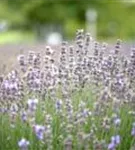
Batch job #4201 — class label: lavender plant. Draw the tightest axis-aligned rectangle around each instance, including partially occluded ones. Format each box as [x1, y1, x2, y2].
[0, 30, 135, 150]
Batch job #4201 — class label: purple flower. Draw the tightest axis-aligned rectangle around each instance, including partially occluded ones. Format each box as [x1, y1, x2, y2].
[108, 142, 115, 150]
[131, 128, 135, 136]
[18, 138, 29, 150]
[108, 135, 120, 150]
[112, 135, 120, 145]
[114, 118, 121, 126]
[55, 99, 63, 110]
[81, 109, 92, 118]
[131, 123, 135, 136]
[33, 125, 45, 140]
[27, 98, 38, 111]
[21, 112, 27, 122]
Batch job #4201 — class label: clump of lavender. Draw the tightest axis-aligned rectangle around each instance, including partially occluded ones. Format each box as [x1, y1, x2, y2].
[1, 29, 135, 150]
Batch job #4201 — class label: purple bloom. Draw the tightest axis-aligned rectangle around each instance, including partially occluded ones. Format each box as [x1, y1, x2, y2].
[131, 123, 135, 136]
[131, 128, 135, 136]
[114, 118, 121, 126]
[108, 135, 120, 150]
[18, 138, 29, 150]
[113, 135, 120, 145]
[81, 109, 91, 118]
[21, 112, 27, 122]
[108, 142, 115, 150]
[55, 99, 63, 110]
[27, 98, 38, 111]
[33, 125, 45, 140]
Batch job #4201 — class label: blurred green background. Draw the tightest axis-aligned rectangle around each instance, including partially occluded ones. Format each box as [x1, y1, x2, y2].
[0, 0, 135, 44]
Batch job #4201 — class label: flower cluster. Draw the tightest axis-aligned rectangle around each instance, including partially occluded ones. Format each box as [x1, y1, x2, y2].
[0, 29, 135, 150]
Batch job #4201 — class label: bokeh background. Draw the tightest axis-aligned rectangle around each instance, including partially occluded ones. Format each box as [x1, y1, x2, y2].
[0, 0, 135, 44]
[0, 0, 135, 72]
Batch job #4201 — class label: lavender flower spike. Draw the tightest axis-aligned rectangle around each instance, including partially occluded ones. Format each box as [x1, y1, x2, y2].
[131, 122, 135, 136]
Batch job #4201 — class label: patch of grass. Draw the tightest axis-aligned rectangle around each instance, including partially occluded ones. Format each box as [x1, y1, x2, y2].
[0, 30, 35, 44]
[0, 88, 134, 150]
